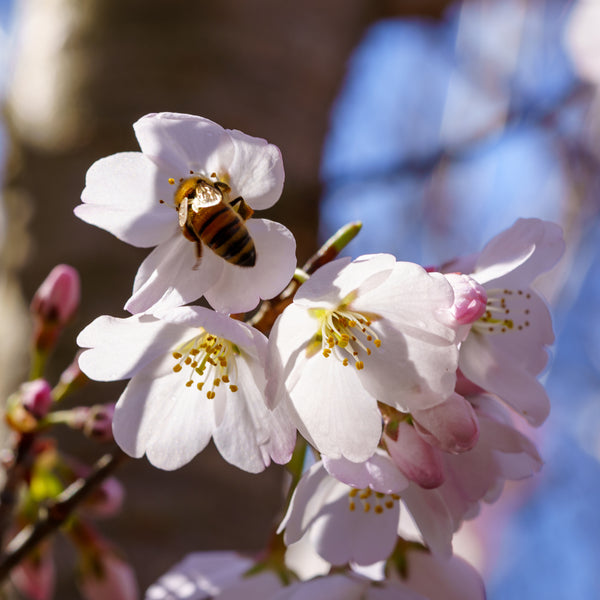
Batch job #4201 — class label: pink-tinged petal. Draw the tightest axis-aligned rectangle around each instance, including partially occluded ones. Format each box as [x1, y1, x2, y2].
[133, 112, 235, 177]
[309, 484, 400, 566]
[475, 289, 553, 375]
[323, 452, 409, 494]
[459, 332, 550, 426]
[412, 393, 479, 454]
[402, 550, 485, 600]
[113, 370, 215, 470]
[286, 351, 382, 461]
[125, 233, 223, 314]
[77, 314, 195, 381]
[144, 551, 255, 600]
[473, 218, 565, 287]
[443, 273, 487, 326]
[400, 486, 455, 556]
[204, 218, 296, 314]
[280, 463, 338, 541]
[269, 575, 369, 600]
[227, 129, 285, 210]
[384, 422, 445, 489]
[76, 152, 175, 247]
[293, 257, 354, 309]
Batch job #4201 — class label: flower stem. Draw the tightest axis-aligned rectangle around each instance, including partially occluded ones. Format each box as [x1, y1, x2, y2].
[0, 448, 129, 580]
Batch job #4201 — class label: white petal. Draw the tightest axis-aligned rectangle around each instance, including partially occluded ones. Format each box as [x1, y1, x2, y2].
[287, 351, 382, 461]
[76, 152, 175, 247]
[212, 356, 295, 473]
[459, 332, 550, 425]
[125, 233, 223, 314]
[227, 129, 285, 210]
[204, 219, 296, 314]
[77, 314, 195, 381]
[310, 485, 400, 566]
[133, 112, 235, 177]
[473, 218, 565, 287]
[113, 369, 215, 470]
[323, 452, 409, 494]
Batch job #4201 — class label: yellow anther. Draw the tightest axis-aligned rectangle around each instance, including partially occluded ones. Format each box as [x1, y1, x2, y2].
[374, 339, 381, 348]
[214, 379, 221, 387]
[185, 380, 193, 387]
[172, 352, 182, 359]
[197, 382, 204, 390]
[359, 489, 372, 499]
[356, 361, 364, 370]
[349, 502, 356, 511]
[207, 391, 216, 400]
[363, 502, 371, 512]
[184, 357, 192, 365]
[385, 500, 394, 509]
[173, 364, 182, 373]
[374, 505, 384, 514]
[349, 489, 358, 497]
[222, 375, 230, 383]
[168, 178, 175, 185]
[229, 385, 238, 392]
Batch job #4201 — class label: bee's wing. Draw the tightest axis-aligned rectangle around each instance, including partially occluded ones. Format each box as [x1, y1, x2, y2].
[191, 184, 222, 211]
[178, 197, 189, 228]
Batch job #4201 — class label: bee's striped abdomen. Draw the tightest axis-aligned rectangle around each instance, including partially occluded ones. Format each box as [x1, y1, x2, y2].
[193, 202, 256, 267]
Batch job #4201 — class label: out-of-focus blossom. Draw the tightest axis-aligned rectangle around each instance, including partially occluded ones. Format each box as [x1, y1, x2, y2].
[6, 379, 53, 432]
[75, 112, 296, 315]
[144, 551, 283, 600]
[564, 0, 600, 84]
[267, 254, 459, 462]
[78, 551, 138, 600]
[11, 542, 55, 600]
[77, 306, 295, 471]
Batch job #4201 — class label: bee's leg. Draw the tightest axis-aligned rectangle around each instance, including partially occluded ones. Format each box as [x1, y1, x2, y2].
[193, 240, 203, 271]
[229, 196, 254, 221]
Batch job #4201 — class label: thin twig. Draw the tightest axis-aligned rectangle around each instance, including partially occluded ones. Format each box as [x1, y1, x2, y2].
[0, 448, 128, 580]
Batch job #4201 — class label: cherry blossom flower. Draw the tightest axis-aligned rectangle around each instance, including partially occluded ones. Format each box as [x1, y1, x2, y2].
[145, 551, 283, 600]
[75, 112, 296, 315]
[77, 306, 295, 471]
[447, 218, 565, 426]
[267, 254, 460, 462]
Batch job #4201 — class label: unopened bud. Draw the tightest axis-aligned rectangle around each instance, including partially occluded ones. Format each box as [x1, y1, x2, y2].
[82, 404, 115, 442]
[445, 273, 487, 325]
[6, 379, 53, 432]
[21, 379, 53, 419]
[31, 264, 81, 353]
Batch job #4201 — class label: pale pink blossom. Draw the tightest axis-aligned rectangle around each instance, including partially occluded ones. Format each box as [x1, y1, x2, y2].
[78, 552, 138, 600]
[11, 543, 55, 600]
[145, 551, 282, 600]
[448, 218, 565, 425]
[77, 306, 295, 471]
[75, 112, 296, 315]
[267, 254, 459, 462]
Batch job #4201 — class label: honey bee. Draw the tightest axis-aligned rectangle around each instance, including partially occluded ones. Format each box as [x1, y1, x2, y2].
[173, 176, 256, 268]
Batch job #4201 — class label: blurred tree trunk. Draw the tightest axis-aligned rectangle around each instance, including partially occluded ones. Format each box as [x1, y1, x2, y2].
[1, 0, 453, 595]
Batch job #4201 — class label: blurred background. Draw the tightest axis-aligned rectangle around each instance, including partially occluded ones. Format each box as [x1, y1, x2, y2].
[1, 0, 600, 598]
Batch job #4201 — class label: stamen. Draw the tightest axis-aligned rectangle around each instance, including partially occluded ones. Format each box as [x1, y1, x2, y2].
[347, 487, 399, 515]
[474, 288, 533, 335]
[170, 329, 240, 399]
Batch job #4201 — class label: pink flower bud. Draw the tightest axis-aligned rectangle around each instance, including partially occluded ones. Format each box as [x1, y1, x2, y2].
[78, 552, 138, 600]
[31, 264, 80, 326]
[445, 273, 487, 325]
[21, 379, 53, 419]
[31, 265, 80, 353]
[384, 421, 445, 489]
[412, 393, 480, 454]
[11, 543, 55, 600]
[82, 404, 115, 442]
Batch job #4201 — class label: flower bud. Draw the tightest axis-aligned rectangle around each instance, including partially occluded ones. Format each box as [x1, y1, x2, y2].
[21, 379, 53, 419]
[445, 273, 487, 326]
[31, 264, 81, 353]
[82, 404, 115, 442]
[6, 379, 53, 432]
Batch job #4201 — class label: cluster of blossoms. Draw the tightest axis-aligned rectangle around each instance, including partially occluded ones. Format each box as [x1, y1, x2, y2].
[74, 112, 565, 598]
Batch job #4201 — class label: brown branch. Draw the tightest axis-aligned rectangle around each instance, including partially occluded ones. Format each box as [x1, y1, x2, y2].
[0, 448, 128, 580]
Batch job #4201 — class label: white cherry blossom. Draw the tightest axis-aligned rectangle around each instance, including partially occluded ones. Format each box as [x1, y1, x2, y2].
[267, 254, 460, 462]
[77, 306, 295, 472]
[75, 112, 296, 315]
[449, 218, 565, 425]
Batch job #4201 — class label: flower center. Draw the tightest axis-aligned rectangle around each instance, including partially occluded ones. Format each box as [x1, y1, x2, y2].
[308, 308, 381, 370]
[348, 488, 400, 514]
[474, 287, 533, 335]
[170, 330, 240, 399]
